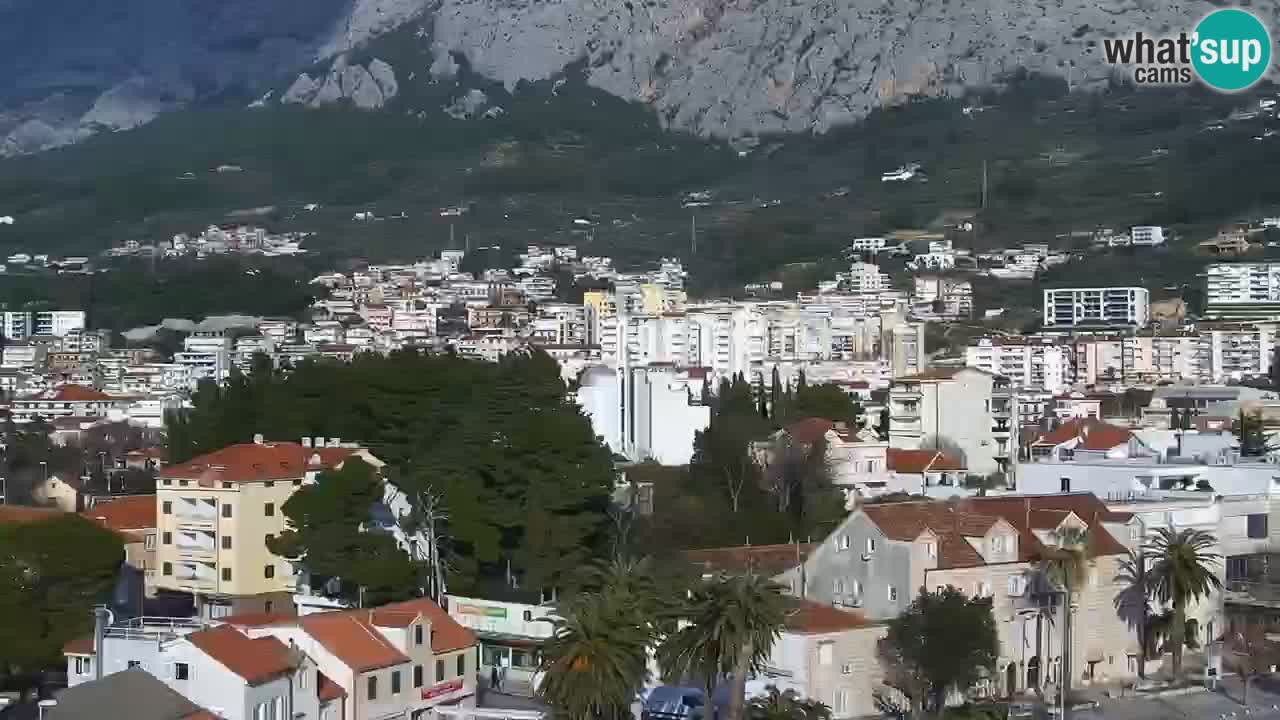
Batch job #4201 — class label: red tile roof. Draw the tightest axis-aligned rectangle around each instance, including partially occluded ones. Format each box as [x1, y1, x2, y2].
[784, 600, 871, 634]
[298, 611, 409, 672]
[374, 597, 478, 653]
[162, 442, 360, 484]
[684, 543, 816, 576]
[317, 672, 346, 702]
[859, 493, 1128, 568]
[64, 635, 94, 655]
[218, 612, 297, 628]
[784, 418, 835, 444]
[886, 448, 965, 474]
[1031, 418, 1132, 451]
[0, 505, 62, 525]
[187, 625, 298, 685]
[81, 495, 156, 532]
[21, 385, 116, 402]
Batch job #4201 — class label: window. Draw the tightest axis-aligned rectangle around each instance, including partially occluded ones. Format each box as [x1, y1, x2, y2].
[991, 535, 1006, 554]
[1129, 524, 1141, 541]
[163, 479, 172, 486]
[840, 663, 853, 675]
[838, 534, 850, 551]
[1060, 477, 1071, 493]
[221, 536, 232, 550]
[457, 655, 465, 676]
[179, 480, 189, 487]
[523, 610, 533, 622]
[415, 625, 424, 645]
[145, 534, 156, 551]
[1007, 575, 1024, 596]
[265, 601, 274, 613]
[924, 541, 937, 559]
[367, 675, 378, 700]
[265, 533, 274, 545]
[298, 668, 307, 690]
[162, 501, 172, 515]
[222, 567, 232, 582]
[265, 481, 275, 488]
[264, 502, 275, 517]
[865, 537, 876, 554]
[392, 670, 401, 695]
[75, 657, 92, 675]
[264, 564, 275, 579]
[174, 662, 190, 681]
[162, 532, 172, 545]
[127, 661, 141, 668]
[978, 581, 992, 598]
[222, 504, 232, 518]
[223, 482, 233, 489]
[436, 659, 446, 682]
[414, 665, 423, 688]
[888, 586, 898, 601]
[817, 642, 834, 666]
[834, 578, 845, 595]
[293, 479, 302, 486]
[1248, 514, 1268, 539]
[163, 562, 172, 576]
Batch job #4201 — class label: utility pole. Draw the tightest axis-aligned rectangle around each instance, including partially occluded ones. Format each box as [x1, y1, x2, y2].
[981, 159, 988, 210]
[690, 213, 697, 255]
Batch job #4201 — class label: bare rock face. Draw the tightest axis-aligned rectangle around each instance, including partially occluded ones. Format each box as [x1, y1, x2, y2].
[281, 57, 400, 109]
[427, 0, 1280, 137]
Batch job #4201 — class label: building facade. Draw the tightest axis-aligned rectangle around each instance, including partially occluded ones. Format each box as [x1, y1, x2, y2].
[1042, 288, 1150, 328]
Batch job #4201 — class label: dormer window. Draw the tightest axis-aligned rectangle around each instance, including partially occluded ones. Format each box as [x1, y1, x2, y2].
[924, 541, 937, 559]
[415, 624, 424, 646]
[991, 535, 1007, 555]
[837, 535, 850, 551]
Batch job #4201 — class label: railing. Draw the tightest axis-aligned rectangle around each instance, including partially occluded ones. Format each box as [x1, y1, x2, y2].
[1225, 580, 1280, 603]
[104, 616, 208, 642]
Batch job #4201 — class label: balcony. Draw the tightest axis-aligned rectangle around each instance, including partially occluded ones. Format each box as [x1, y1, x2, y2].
[1224, 580, 1280, 609]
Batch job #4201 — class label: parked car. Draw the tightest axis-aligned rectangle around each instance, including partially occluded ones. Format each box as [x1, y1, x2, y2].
[642, 686, 711, 720]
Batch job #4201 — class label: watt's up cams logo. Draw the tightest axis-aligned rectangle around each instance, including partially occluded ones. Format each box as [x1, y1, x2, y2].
[1103, 8, 1272, 91]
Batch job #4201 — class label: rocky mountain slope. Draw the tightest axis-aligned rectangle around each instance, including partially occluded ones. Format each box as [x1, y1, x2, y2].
[1, 0, 1277, 155]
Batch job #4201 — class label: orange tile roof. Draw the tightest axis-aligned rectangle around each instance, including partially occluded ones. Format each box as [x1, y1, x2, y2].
[187, 625, 297, 685]
[21, 384, 116, 402]
[298, 611, 409, 672]
[0, 505, 62, 525]
[218, 612, 297, 628]
[374, 597, 478, 653]
[784, 599, 870, 634]
[81, 495, 156, 531]
[783, 418, 835, 444]
[684, 543, 816, 576]
[1031, 418, 1132, 451]
[886, 448, 965, 474]
[162, 442, 359, 484]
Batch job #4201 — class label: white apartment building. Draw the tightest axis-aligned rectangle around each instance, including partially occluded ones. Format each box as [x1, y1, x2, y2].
[577, 365, 711, 465]
[685, 305, 767, 378]
[1196, 322, 1278, 383]
[884, 319, 927, 378]
[1130, 225, 1166, 246]
[176, 332, 233, 386]
[911, 276, 972, 320]
[2, 310, 86, 340]
[842, 262, 893, 293]
[886, 367, 1011, 475]
[1121, 333, 1201, 383]
[1204, 263, 1280, 320]
[848, 237, 887, 254]
[965, 337, 1071, 394]
[1043, 287, 1150, 328]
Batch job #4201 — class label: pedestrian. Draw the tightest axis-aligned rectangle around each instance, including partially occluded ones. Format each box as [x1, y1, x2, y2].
[490, 664, 500, 692]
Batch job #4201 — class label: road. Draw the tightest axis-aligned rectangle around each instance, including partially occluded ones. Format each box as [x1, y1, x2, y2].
[1071, 676, 1280, 720]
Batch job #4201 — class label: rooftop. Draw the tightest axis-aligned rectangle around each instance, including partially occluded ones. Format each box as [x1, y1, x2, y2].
[81, 495, 156, 533]
[186, 625, 297, 686]
[684, 543, 816, 576]
[161, 441, 363, 484]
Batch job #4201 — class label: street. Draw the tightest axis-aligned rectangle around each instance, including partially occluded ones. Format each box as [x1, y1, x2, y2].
[1071, 677, 1280, 720]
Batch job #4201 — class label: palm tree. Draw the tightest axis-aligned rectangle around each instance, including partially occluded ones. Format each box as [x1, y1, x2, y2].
[1113, 548, 1151, 679]
[539, 591, 653, 720]
[658, 573, 787, 720]
[1040, 527, 1089, 703]
[748, 685, 832, 720]
[1145, 527, 1223, 679]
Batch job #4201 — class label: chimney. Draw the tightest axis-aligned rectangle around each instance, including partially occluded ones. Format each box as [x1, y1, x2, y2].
[93, 605, 113, 681]
[253, 433, 264, 445]
[301, 437, 312, 449]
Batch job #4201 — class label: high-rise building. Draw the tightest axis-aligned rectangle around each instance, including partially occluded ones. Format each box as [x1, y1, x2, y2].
[1042, 287, 1150, 328]
[1204, 263, 1280, 320]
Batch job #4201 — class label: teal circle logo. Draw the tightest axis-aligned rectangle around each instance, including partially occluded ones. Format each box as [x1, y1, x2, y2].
[1192, 8, 1272, 91]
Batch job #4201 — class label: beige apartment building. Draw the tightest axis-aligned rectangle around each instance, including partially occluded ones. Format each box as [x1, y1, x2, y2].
[155, 436, 383, 617]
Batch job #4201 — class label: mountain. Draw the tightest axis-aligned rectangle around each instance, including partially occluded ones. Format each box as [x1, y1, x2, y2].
[2, 0, 1275, 155]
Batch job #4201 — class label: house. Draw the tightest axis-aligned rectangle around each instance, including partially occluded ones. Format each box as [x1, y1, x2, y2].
[82, 495, 160, 606]
[887, 368, 1012, 476]
[30, 472, 84, 512]
[154, 437, 385, 619]
[64, 596, 477, 720]
[756, 601, 886, 719]
[799, 493, 1138, 697]
[48, 667, 218, 720]
[1026, 418, 1149, 463]
[885, 448, 971, 497]
[10, 384, 124, 423]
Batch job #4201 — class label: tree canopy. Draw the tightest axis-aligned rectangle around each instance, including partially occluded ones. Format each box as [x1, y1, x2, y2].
[0, 514, 124, 675]
[879, 587, 998, 717]
[169, 348, 616, 594]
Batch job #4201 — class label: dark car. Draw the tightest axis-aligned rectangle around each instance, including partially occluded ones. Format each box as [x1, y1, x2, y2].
[641, 686, 710, 720]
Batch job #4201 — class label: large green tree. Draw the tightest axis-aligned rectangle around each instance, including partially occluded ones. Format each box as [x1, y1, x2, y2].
[268, 458, 422, 606]
[1145, 527, 1222, 678]
[658, 573, 787, 720]
[172, 348, 615, 593]
[878, 587, 998, 717]
[0, 514, 124, 677]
